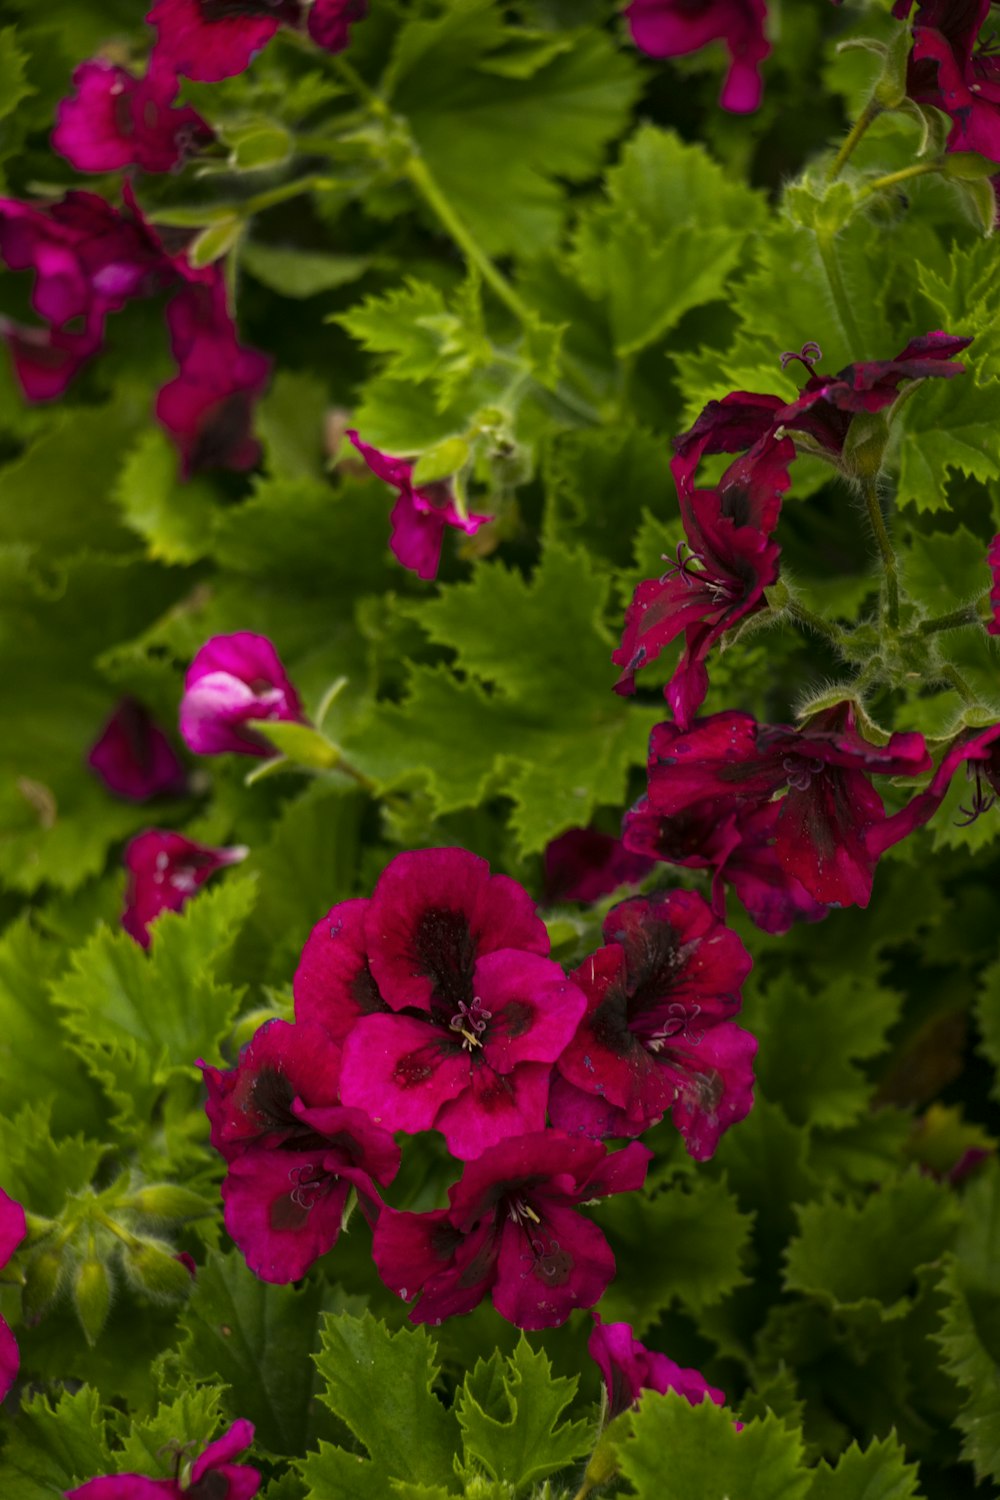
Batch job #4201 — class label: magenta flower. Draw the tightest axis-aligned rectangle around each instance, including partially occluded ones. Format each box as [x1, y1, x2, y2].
[0, 1188, 25, 1404]
[543, 827, 655, 904]
[179, 632, 303, 757]
[0, 312, 104, 401]
[203, 1018, 399, 1283]
[308, 0, 369, 51]
[294, 898, 390, 1042]
[893, 0, 1000, 163]
[589, 1314, 728, 1420]
[66, 1419, 260, 1500]
[348, 432, 492, 581]
[622, 797, 827, 935]
[613, 433, 793, 725]
[549, 892, 756, 1159]
[53, 55, 213, 174]
[868, 722, 1000, 854]
[88, 698, 187, 802]
[625, 0, 770, 112]
[148, 0, 367, 81]
[373, 1132, 651, 1329]
[156, 277, 272, 477]
[987, 535, 1000, 636]
[336, 848, 581, 1158]
[123, 830, 248, 946]
[644, 705, 931, 908]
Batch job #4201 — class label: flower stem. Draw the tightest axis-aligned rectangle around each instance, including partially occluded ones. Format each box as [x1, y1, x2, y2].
[920, 603, 981, 635]
[942, 663, 978, 705]
[244, 175, 334, 215]
[827, 98, 882, 181]
[787, 597, 847, 647]
[862, 160, 940, 198]
[861, 476, 899, 627]
[815, 231, 865, 359]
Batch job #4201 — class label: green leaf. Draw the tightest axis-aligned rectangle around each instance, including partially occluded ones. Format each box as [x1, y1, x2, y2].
[751, 972, 902, 1130]
[618, 1395, 809, 1500]
[976, 956, 1000, 1102]
[896, 380, 1000, 513]
[0, 1387, 111, 1500]
[0, 1100, 105, 1217]
[178, 1250, 331, 1457]
[456, 1337, 590, 1493]
[543, 426, 673, 570]
[243, 241, 372, 298]
[345, 542, 657, 854]
[115, 1387, 229, 1476]
[256, 370, 332, 482]
[784, 1172, 959, 1315]
[338, 278, 492, 407]
[113, 428, 215, 566]
[388, 1, 639, 256]
[570, 125, 764, 356]
[596, 1171, 753, 1334]
[806, 1433, 924, 1499]
[302, 1310, 460, 1498]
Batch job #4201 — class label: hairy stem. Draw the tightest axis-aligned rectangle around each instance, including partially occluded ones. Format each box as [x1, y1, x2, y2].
[920, 604, 981, 636]
[827, 98, 882, 181]
[787, 597, 848, 647]
[815, 231, 865, 359]
[861, 476, 899, 628]
[942, 663, 978, 705]
[862, 160, 940, 198]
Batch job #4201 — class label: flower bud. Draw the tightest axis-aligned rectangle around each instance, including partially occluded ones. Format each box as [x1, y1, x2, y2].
[73, 1257, 111, 1345]
[124, 1185, 215, 1222]
[873, 28, 910, 111]
[842, 411, 890, 479]
[22, 1247, 64, 1320]
[123, 1239, 195, 1301]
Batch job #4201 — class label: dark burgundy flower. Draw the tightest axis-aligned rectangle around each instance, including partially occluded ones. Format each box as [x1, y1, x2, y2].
[622, 797, 827, 935]
[987, 535, 1000, 636]
[589, 1314, 728, 1420]
[645, 705, 931, 908]
[123, 829, 247, 946]
[373, 1131, 651, 1329]
[66, 1419, 261, 1499]
[543, 827, 654, 904]
[179, 632, 303, 757]
[348, 432, 492, 581]
[868, 721, 1000, 854]
[549, 893, 755, 1159]
[308, 0, 368, 51]
[293, 897, 390, 1042]
[0, 312, 104, 401]
[625, 0, 770, 112]
[156, 276, 272, 477]
[88, 697, 187, 801]
[148, 0, 303, 82]
[893, 0, 1000, 163]
[53, 55, 213, 174]
[613, 433, 793, 725]
[0, 1188, 25, 1404]
[204, 1018, 399, 1283]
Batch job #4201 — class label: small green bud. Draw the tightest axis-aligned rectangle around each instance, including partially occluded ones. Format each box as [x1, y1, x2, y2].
[22, 1247, 65, 1319]
[246, 718, 341, 768]
[842, 411, 890, 479]
[123, 1239, 194, 1301]
[188, 215, 243, 269]
[125, 1185, 216, 1222]
[73, 1257, 111, 1345]
[225, 122, 293, 172]
[873, 28, 910, 110]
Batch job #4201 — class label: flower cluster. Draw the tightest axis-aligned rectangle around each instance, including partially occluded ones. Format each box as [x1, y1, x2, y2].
[615, 334, 980, 931]
[202, 845, 755, 1327]
[894, 0, 1000, 165]
[0, 1189, 26, 1405]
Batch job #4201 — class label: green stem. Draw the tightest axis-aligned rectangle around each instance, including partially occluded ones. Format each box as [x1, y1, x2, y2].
[862, 160, 940, 198]
[404, 153, 534, 327]
[942, 663, 978, 706]
[815, 231, 865, 359]
[329, 53, 386, 115]
[861, 476, 900, 628]
[787, 598, 847, 647]
[827, 98, 883, 181]
[920, 603, 981, 636]
[244, 174, 334, 215]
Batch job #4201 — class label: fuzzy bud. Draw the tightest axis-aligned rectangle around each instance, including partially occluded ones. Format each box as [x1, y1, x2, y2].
[22, 1247, 65, 1320]
[123, 1239, 195, 1301]
[842, 411, 890, 479]
[124, 1185, 215, 1221]
[73, 1257, 111, 1345]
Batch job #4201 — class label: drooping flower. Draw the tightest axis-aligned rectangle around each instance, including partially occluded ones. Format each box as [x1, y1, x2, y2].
[892, 0, 1000, 164]
[867, 721, 1000, 854]
[373, 1132, 651, 1329]
[156, 276, 272, 477]
[123, 830, 248, 946]
[88, 698, 188, 802]
[644, 705, 931, 908]
[203, 1020, 399, 1283]
[337, 848, 583, 1158]
[543, 827, 655, 904]
[987, 534, 1000, 635]
[613, 433, 793, 725]
[66, 1419, 261, 1499]
[53, 55, 213, 174]
[548, 893, 756, 1159]
[0, 1188, 26, 1404]
[348, 432, 492, 581]
[308, 0, 369, 51]
[179, 632, 303, 757]
[622, 796, 827, 935]
[625, 0, 771, 113]
[588, 1314, 728, 1420]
